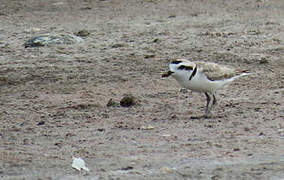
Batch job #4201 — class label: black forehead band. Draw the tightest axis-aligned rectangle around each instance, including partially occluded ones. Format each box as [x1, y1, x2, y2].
[178, 65, 193, 71]
[171, 60, 183, 64]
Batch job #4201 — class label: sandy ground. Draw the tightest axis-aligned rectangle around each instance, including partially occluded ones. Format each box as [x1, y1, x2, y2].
[0, 0, 284, 179]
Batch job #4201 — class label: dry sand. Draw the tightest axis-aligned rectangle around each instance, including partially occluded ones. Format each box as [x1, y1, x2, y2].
[0, 0, 284, 179]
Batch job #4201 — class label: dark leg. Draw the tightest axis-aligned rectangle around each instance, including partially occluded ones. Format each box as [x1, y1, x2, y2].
[212, 94, 217, 106]
[204, 92, 211, 115]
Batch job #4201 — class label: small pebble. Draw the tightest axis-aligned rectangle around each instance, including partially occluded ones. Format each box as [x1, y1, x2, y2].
[120, 166, 133, 171]
[259, 57, 269, 64]
[97, 128, 105, 132]
[75, 30, 90, 37]
[120, 94, 137, 107]
[37, 121, 45, 126]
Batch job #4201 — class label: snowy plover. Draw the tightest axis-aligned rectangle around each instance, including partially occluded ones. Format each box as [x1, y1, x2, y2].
[162, 59, 249, 117]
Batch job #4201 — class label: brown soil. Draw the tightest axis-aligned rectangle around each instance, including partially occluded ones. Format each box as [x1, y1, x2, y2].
[0, 0, 284, 179]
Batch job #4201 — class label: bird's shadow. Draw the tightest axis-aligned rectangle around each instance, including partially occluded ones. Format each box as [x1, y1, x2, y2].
[190, 115, 211, 120]
[190, 114, 224, 120]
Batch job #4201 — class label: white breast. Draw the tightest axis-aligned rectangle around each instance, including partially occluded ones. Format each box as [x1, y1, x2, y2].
[172, 69, 233, 93]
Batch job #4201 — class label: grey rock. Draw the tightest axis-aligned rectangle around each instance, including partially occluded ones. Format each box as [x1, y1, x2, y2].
[24, 33, 84, 48]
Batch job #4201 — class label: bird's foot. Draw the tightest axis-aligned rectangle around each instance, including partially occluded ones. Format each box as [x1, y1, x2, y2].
[204, 110, 213, 118]
[203, 113, 212, 119]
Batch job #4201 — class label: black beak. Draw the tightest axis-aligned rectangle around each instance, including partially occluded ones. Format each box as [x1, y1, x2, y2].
[162, 71, 174, 78]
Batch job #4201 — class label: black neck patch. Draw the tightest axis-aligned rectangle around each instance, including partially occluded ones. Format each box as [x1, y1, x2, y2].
[189, 66, 197, 80]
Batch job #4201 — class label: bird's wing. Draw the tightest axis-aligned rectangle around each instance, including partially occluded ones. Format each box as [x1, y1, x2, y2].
[195, 61, 237, 81]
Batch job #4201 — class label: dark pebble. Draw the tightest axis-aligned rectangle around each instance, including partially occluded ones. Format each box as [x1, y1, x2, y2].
[120, 166, 133, 171]
[97, 128, 105, 132]
[120, 95, 136, 107]
[37, 121, 45, 126]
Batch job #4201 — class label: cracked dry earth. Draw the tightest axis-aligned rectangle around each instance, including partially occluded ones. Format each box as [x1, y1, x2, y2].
[0, 0, 284, 179]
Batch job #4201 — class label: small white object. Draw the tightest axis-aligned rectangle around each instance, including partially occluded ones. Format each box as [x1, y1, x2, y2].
[72, 157, 90, 172]
[140, 125, 154, 130]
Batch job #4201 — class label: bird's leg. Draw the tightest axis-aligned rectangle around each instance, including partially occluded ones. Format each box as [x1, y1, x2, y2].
[204, 92, 212, 116]
[212, 94, 217, 106]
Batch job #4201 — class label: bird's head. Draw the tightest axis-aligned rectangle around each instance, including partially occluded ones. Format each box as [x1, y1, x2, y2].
[162, 59, 196, 78]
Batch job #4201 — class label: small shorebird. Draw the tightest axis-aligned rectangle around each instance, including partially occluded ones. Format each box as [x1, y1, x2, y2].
[162, 59, 249, 117]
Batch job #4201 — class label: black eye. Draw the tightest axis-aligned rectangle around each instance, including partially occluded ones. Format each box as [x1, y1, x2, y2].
[178, 65, 193, 71]
[171, 60, 182, 64]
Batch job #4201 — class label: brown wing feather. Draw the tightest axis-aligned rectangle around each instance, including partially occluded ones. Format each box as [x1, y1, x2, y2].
[195, 61, 237, 80]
